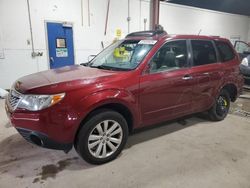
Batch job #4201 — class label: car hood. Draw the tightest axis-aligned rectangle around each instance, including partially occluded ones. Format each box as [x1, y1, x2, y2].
[14, 65, 122, 94]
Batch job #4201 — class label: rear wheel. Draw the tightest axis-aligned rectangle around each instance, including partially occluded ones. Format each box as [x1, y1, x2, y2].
[75, 109, 128, 164]
[208, 89, 230, 121]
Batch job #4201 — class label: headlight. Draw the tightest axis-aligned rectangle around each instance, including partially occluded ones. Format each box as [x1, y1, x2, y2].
[241, 58, 249, 66]
[17, 93, 65, 111]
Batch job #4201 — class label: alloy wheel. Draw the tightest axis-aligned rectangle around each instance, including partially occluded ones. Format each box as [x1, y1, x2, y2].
[87, 120, 123, 158]
[216, 95, 229, 116]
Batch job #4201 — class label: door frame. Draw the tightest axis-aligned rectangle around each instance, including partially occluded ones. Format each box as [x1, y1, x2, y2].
[44, 20, 76, 69]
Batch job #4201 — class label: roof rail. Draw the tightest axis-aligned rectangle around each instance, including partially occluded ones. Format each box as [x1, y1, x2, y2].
[209, 35, 220, 38]
[126, 30, 167, 38]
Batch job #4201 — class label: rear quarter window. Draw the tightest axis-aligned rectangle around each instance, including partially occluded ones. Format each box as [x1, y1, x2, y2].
[215, 41, 235, 62]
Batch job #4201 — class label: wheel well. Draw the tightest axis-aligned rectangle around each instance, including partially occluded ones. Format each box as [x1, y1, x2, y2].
[222, 84, 238, 102]
[74, 103, 134, 145]
[95, 103, 134, 133]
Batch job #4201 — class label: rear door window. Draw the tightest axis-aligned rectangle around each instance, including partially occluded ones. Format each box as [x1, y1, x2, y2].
[216, 41, 235, 62]
[191, 40, 217, 66]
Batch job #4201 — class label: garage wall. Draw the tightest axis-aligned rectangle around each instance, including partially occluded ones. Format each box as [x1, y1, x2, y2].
[160, 2, 250, 41]
[0, 0, 249, 89]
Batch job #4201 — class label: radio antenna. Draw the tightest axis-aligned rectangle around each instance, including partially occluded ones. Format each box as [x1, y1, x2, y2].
[198, 29, 202, 35]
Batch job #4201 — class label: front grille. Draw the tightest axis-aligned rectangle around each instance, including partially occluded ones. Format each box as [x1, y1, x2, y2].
[7, 89, 22, 111]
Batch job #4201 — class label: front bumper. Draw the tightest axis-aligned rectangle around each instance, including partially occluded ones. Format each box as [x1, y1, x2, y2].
[5, 97, 81, 152]
[16, 127, 72, 152]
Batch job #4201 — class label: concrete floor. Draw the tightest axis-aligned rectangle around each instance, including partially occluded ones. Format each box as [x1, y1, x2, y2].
[1, 99, 250, 188]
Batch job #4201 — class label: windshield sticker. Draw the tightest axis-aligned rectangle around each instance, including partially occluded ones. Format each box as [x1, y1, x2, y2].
[138, 40, 157, 45]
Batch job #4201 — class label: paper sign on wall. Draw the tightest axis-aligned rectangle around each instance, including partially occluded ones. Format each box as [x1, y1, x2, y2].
[116, 29, 122, 37]
[56, 48, 68, 57]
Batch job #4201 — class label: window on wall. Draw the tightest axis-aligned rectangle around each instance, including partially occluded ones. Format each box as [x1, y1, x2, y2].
[56, 38, 67, 48]
[215, 41, 235, 62]
[191, 40, 217, 66]
[149, 40, 188, 73]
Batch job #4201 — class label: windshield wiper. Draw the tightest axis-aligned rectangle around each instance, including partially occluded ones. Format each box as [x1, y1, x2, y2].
[91, 65, 110, 70]
[80, 62, 90, 66]
[91, 65, 131, 71]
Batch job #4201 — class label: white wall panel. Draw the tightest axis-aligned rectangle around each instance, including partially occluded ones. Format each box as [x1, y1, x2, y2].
[160, 2, 250, 41]
[140, 0, 151, 31]
[0, 25, 4, 59]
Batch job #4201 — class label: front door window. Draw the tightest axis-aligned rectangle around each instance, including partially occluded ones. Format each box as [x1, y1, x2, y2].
[149, 40, 188, 73]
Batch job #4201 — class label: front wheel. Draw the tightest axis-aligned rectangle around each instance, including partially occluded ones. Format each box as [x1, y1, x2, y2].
[75, 110, 128, 164]
[208, 89, 230, 121]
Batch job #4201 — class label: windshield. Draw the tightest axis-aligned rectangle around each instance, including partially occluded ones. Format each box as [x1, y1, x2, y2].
[89, 39, 156, 70]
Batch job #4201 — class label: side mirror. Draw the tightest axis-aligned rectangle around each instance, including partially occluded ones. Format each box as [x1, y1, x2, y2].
[80, 62, 89, 66]
[80, 55, 96, 66]
[88, 55, 96, 62]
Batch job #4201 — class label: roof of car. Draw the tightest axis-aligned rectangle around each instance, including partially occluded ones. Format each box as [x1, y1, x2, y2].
[125, 30, 228, 42]
[125, 30, 168, 40]
[126, 30, 167, 37]
[169, 34, 224, 40]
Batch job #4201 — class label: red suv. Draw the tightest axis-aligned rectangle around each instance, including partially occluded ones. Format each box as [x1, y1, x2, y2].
[5, 30, 243, 164]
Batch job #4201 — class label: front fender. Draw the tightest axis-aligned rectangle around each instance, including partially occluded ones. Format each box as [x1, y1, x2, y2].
[73, 88, 140, 132]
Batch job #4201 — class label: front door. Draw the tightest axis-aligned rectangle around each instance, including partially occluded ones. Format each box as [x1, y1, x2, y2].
[47, 22, 74, 69]
[139, 40, 194, 126]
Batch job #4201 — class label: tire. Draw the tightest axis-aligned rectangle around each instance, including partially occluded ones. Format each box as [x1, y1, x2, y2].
[75, 109, 128, 165]
[208, 89, 230, 121]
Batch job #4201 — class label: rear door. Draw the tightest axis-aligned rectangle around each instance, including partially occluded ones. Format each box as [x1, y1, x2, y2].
[189, 40, 224, 112]
[139, 40, 195, 126]
[216, 40, 240, 86]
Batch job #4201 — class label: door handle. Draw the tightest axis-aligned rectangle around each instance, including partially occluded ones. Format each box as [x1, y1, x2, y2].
[50, 57, 54, 63]
[182, 75, 193, 80]
[203, 72, 210, 75]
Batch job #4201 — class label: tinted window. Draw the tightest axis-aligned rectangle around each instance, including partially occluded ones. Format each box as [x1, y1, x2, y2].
[216, 41, 235, 62]
[191, 40, 217, 66]
[150, 40, 188, 73]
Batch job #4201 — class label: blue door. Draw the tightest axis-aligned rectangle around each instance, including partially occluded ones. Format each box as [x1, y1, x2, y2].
[47, 22, 74, 69]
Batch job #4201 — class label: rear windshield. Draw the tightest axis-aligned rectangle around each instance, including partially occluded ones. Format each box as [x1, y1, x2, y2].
[215, 41, 235, 62]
